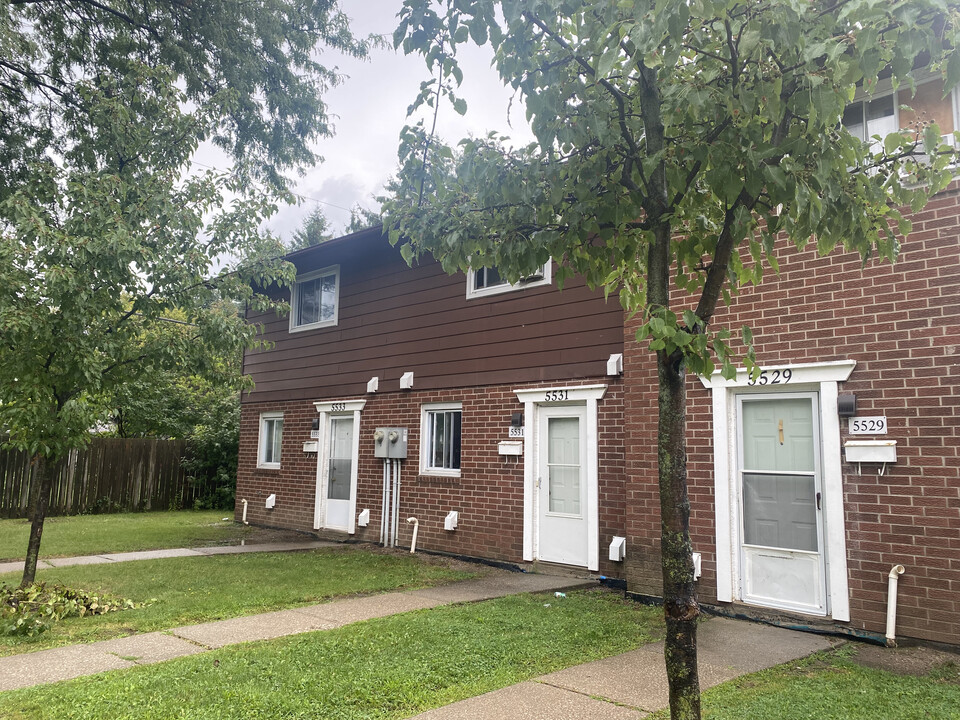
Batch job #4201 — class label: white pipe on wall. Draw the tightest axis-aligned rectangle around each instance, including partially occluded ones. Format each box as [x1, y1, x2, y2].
[391, 460, 401, 548]
[885, 564, 906, 647]
[407, 517, 419, 553]
[241, 499, 248, 525]
[380, 460, 389, 546]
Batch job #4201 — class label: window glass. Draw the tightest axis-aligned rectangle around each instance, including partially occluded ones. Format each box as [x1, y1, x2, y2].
[466, 263, 550, 299]
[259, 414, 283, 467]
[291, 266, 339, 331]
[843, 95, 896, 144]
[474, 266, 504, 291]
[423, 407, 461, 472]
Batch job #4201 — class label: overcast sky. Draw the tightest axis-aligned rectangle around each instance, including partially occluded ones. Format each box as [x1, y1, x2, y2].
[259, 0, 534, 240]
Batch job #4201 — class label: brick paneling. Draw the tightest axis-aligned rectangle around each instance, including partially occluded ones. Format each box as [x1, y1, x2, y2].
[625, 182, 960, 645]
[237, 377, 627, 577]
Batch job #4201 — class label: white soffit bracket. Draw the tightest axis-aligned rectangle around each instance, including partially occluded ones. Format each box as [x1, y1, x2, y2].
[400, 372, 414, 390]
[699, 359, 857, 388]
[607, 353, 623, 376]
[367, 376, 379, 393]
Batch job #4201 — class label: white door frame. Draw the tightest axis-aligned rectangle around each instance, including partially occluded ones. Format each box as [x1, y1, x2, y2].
[701, 360, 853, 621]
[314, 399, 366, 534]
[515, 384, 606, 571]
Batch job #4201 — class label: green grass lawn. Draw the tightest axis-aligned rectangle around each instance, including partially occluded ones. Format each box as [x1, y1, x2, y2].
[0, 590, 663, 720]
[648, 647, 960, 720]
[0, 547, 474, 656]
[0, 511, 252, 562]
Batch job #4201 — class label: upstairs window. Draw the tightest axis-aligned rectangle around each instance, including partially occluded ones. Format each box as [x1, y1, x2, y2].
[842, 94, 897, 152]
[290, 266, 340, 332]
[258, 412, 284, 469]
[466, 262, 551, 299]
[421, 403, 462, 475]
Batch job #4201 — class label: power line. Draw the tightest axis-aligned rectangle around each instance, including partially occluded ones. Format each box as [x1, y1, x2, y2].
[188, 160, 359, 214]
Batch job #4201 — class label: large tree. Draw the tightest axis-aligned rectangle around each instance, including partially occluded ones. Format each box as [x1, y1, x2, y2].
[0, 1, 367, 587]
[383, 2, 959, 718]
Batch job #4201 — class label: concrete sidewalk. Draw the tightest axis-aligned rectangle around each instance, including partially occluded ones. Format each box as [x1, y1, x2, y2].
[0, 569, 595, 692]
[411, 616, 835, 719]
[0, 540, 337, 576]
[0, 552, 836, 716]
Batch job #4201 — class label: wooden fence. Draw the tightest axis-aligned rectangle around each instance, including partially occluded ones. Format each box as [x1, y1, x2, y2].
[0, 438, 200, 519]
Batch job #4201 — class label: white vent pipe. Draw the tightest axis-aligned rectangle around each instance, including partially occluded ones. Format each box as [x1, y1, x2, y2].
[407, 517, 419, 553]
[241, 499, 249, 525]
[885, 564, 906, 647]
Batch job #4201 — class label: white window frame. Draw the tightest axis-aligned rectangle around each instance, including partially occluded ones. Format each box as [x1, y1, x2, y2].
[845, 78, 960, 154]
[258, 412, 284, 469]
[420, 402, 462, 477]
[289, 265, 340, 333]
[466, 262, 552, 300]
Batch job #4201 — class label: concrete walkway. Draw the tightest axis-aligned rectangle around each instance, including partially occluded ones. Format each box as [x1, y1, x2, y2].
[0, 540, 336, 576]
[0, 546, 837, 716]
[0, 569, 595, 692]
[411, 617, 835, 719]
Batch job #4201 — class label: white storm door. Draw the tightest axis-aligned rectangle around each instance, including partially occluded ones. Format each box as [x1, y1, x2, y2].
[738, 394, 827, 615]
[324, 416, 354, 531]
[537, 406, 588, 567]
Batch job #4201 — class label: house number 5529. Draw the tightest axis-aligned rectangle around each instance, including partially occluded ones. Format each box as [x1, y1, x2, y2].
[746, 368, 793, 386]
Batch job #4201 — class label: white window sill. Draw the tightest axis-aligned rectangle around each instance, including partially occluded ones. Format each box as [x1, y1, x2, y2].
[419, 468, 462, 479]
[289, 319, 337, 333]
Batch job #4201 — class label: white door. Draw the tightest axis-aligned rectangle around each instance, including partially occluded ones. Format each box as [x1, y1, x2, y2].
[324, 416, 354, 531]
[537, 406, 588, 567]
[738, 394, 826, 615]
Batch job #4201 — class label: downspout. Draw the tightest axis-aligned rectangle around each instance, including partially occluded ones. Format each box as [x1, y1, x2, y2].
[241, 498, 249, 525]
[407, 517, 419, 553]
[885, 564, 906, 647]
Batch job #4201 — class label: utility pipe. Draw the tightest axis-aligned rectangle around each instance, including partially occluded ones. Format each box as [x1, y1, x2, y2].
[407, 517, 419, 553]
[241, 499, 249, 525]
[391, 459, 401, 548]
[380, 460, 388, 546]
[885, 564, 906, 647]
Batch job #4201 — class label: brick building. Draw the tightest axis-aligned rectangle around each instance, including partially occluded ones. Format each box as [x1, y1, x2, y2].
[238, 227, 629, 577]
[237, 79, 959, 646]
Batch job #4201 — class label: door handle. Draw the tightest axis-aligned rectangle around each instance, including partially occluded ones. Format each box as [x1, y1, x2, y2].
[816, 492, 821, 510]
[778, 419, 784, 445]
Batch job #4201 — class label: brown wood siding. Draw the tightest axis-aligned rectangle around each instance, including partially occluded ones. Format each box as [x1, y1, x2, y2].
[243, 230, 624, 404]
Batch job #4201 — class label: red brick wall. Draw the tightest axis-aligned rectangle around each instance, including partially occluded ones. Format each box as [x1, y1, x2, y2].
[625, 182, 960, 644]
[237, 377, 627, 577]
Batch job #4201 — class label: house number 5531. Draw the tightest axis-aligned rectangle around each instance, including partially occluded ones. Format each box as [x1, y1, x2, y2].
[543, 390, 569, 402]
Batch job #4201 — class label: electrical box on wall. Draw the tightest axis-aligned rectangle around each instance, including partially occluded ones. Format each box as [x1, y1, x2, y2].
[374, 427, 408, 459]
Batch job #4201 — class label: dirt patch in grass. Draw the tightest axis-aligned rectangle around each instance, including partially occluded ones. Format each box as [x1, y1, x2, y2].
[224, 524, 315, 545]
[849, 642, 960, 682]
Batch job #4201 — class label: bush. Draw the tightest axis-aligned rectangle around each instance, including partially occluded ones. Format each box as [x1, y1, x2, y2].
[181, 393, 239, 510]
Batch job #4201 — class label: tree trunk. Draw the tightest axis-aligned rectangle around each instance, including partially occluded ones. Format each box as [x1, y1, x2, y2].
[20, 453, 53, 588]
[657, 349, 702, 720]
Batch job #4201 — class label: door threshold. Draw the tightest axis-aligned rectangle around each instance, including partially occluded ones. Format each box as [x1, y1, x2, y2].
[527, 560, 595, 578]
